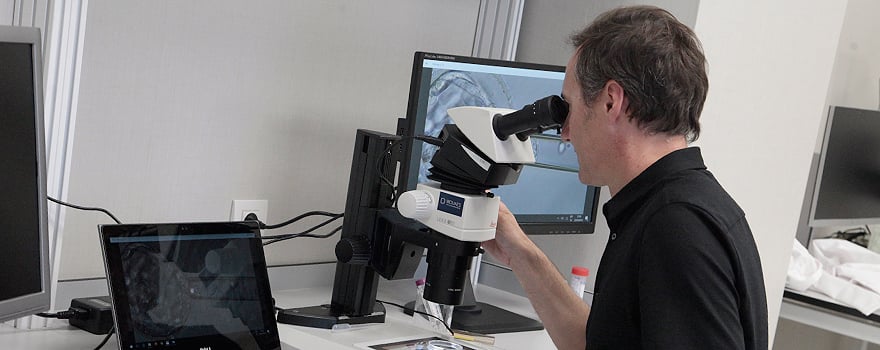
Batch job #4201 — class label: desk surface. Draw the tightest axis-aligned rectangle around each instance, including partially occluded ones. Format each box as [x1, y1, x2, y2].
[779, 288, 880, 344]
[783, 289, 880, 324]
[0, 279, 554, 349]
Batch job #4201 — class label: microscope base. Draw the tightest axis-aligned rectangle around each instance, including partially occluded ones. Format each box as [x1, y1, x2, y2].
[276, 302, 386, 329]
[452, 301, 543, 334]
[403, 300, 543, 334]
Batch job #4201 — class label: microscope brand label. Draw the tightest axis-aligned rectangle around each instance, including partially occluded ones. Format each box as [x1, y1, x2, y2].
[438, 192, 465, 217]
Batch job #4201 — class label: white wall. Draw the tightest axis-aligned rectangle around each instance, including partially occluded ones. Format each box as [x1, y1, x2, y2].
[826, 0, 880, 112]
[0, 0, 12, 25]
[1, 0, 48, 29]
[693, 1, 847, 346]
[58, 0, 481, 280]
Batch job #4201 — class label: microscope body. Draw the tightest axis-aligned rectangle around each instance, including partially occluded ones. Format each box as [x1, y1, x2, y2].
[329, 117, 523, 310]
[277, 96, 568, 328]
[394, 106, 536, 243]
[397, 182, 499, 242]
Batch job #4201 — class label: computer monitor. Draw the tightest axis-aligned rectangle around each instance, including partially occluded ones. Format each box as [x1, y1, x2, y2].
[401, 52, 601, 235]
[808, 106, 880, 227]
[0, 25, 51, 322]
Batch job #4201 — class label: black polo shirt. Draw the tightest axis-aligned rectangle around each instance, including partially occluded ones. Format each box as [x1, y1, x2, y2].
[585, 147, 768, 350]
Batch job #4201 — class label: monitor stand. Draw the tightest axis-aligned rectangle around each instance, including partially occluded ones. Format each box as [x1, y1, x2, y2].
[406, 277, 543, 334]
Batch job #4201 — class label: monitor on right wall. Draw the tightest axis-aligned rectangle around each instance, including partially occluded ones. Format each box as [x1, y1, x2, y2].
[809, 106, 880, 228]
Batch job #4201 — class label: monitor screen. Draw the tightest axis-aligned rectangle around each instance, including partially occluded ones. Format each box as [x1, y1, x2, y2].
[401, 52, 600, 235]
[0, 25, 51, 322]
[810, 106, 880, 227]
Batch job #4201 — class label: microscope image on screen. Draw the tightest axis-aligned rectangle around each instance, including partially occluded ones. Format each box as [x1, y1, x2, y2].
[417, 69, 585, 219]
[118, 237, 265, 343]
[121, 244, 191, 338]
[419, 69, 577, 182]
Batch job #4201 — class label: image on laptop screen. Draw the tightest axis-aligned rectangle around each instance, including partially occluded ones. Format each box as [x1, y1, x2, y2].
[100, 222, 281, 350]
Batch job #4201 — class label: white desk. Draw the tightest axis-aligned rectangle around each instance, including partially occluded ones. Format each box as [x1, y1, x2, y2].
[779, 288, 880, 345]
[0, 279, 554, 349]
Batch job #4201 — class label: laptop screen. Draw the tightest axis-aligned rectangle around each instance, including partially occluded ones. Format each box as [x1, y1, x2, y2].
[100, 222, 281, 350]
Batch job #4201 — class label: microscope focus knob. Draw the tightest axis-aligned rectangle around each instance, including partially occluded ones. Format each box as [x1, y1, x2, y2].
[336, 236, 370, 265]
[397, 190, 433, 220]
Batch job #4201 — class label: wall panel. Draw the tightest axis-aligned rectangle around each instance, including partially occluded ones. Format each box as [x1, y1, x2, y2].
[60, 0, 481, 279]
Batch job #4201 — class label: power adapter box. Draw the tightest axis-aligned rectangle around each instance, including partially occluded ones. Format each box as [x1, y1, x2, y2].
[69, 296, 114, 335]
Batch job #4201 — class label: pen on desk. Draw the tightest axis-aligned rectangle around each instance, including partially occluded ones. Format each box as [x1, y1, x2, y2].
[452, 330, 495, 345]
[330, 323, 373, 333]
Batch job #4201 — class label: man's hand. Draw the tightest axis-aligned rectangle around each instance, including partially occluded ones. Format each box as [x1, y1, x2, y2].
[483, 201, 534, 268]
[483, 201, 590, 350]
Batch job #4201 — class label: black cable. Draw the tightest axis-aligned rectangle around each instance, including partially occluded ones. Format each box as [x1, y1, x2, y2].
[262, 225, 343, 246]
[376, 135, 443, 205]
[377, 137, 405, 198]
[831, 227, 868, 238]
[261, 225, 339, 241]
[37, 307, 114, 348]
[296, 225, 342, 239]
[47, 196, 122, 224]
[376, 299, 454, 336]
[830, 226, 871, 248]
[258, 210, 343, 230]
[261, 214, 343, 241]
[94, 326, 115, 349]
[35, 307, 87, 319]
[415, 135, 444, 147]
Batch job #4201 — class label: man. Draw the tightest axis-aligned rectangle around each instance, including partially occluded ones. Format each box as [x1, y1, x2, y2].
[482, 6, 768, 350]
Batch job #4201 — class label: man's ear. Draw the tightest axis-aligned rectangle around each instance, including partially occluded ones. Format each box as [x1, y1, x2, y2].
[604, 80, 627, 121]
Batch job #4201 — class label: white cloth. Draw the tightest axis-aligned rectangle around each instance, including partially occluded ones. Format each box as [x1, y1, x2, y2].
[810, 238, 880, 295]
[809, 238, 880, 266]
[786, 240, 822, 291]
[835, 263, 880, 296]
[786, 239, 880, 315]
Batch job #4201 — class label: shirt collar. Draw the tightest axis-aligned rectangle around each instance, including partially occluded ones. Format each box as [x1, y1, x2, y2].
[602, 147, 707, 231]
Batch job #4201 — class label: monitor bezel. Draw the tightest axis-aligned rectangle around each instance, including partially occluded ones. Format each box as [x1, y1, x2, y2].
[399, 51, 601, 235]
[808, 106, 880, 227]
[0, 25, 51, 322]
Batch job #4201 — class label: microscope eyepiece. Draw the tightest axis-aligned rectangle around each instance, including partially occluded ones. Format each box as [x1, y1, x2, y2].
[492, 95, 569, 141]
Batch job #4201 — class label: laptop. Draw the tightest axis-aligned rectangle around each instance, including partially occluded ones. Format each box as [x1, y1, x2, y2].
[99, 221, 284, 350]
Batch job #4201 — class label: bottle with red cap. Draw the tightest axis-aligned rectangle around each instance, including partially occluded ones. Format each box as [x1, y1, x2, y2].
[569, 266, 590, 299]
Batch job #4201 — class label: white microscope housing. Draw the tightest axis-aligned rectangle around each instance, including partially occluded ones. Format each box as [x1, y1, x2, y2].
[397, 98, 570, 242]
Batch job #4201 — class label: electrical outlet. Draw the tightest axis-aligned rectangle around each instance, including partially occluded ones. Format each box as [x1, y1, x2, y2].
[230, 200, 268, 222]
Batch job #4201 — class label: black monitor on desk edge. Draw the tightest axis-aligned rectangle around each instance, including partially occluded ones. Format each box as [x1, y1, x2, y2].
[796, 106, 880, 246]
[0, 25, 52, 323]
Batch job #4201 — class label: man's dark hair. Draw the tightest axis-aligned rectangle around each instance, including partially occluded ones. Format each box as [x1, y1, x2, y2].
[570, 6, 708, 142]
